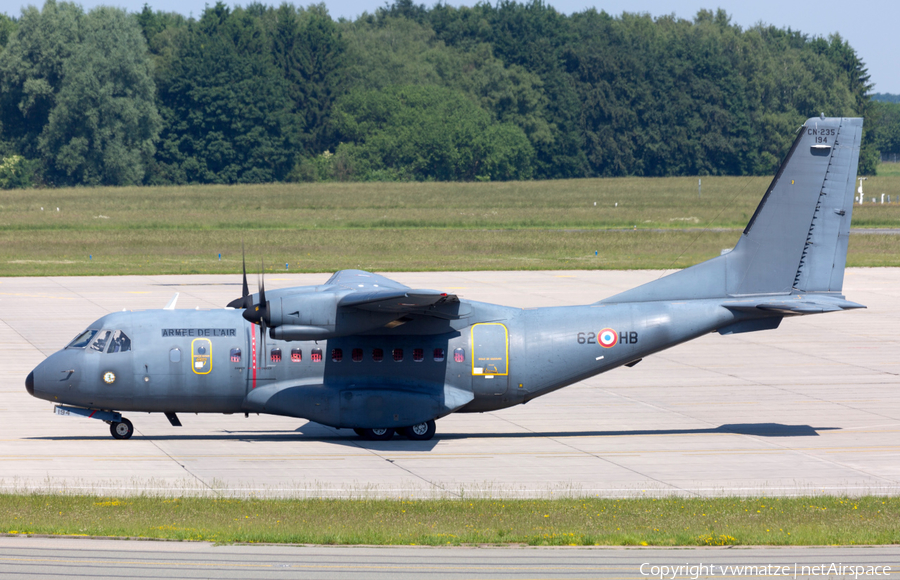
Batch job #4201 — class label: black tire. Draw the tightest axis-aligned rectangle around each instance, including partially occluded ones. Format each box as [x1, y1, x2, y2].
[403, 420, 436, 441]
[362, 427, 394, 441]
[353, 428, 366, 437]
[110, 418, 134, 440]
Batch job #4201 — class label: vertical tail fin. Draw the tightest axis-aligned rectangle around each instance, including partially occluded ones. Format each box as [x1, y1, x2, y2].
[603, 116, 863, 303]
[730, 116, 862, 295]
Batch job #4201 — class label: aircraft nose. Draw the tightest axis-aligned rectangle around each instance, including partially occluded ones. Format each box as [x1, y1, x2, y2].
[26, 371, 34, 396]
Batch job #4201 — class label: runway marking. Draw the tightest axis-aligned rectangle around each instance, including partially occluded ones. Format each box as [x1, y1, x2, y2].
[671, 401, 759, 406]
[8, 442, 900, 465]
[238, 457, 345, 462]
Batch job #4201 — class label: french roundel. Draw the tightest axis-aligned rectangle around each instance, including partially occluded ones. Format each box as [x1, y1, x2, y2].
[598, 328, 618, 348]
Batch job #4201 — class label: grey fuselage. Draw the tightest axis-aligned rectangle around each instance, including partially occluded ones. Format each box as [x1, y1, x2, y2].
[28, 298, 739, 428]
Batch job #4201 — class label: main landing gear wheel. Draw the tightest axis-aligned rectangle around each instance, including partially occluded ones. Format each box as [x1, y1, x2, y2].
[361, 427, 394, 441]
[110, 418, 134, 440]
[403, 420, 436, 441]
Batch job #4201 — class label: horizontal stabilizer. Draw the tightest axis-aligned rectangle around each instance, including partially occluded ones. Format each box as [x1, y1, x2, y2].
[722, 295, 865, 315]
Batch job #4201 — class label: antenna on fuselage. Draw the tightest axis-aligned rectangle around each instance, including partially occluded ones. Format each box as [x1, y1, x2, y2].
[163, 293, 179, 310]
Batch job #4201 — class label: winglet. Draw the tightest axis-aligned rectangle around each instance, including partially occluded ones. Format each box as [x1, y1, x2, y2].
[163, 292, 179, 310]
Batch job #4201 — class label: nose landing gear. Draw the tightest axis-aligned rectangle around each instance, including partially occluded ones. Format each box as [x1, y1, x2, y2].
[53, 405, 135, 440]
[110, 418, 134, 440]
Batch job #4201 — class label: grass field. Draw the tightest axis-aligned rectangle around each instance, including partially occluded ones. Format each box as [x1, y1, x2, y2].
[2, 494, 897, 546]
[1, 175, 899, 276]
[877, 161, 900, 176]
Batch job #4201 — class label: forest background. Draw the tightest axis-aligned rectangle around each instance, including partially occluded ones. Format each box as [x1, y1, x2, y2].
[0, 0, 898, 189]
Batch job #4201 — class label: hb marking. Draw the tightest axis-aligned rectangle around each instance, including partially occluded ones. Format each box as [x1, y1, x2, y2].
[619, 331, 638, 344]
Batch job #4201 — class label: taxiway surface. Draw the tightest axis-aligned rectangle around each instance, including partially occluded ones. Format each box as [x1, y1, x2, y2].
[1, 269, 898, 498]
[1, 536, 899, 580]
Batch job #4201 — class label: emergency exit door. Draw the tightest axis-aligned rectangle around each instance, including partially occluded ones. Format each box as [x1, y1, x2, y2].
[471, 323, 508, 395]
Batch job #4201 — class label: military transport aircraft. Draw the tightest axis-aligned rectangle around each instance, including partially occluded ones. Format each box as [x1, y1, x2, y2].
[27, 116, 865, 441]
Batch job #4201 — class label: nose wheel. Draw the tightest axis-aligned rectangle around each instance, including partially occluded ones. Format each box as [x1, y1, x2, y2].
[110, 418, 134, 440]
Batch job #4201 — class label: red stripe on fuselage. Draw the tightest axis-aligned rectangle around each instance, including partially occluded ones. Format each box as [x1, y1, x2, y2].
[251, 326, 257, 389]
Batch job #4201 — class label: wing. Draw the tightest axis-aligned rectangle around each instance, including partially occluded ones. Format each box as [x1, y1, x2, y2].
[330, 270, 470, 319]
[325, 269, 410, 291]
[252, 270, 472, 341]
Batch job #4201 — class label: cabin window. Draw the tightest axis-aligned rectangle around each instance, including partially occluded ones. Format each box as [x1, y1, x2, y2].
[89, 330, 111, 352]
[270, 348, 282, 363]
[291, 348, 302, 362]
[169, 348, 181, 363]
[230, 348, 242, 363]
[67, 329, 98, 349]
[332, 348, 343, 362]
[454, 348, 465, 363]
[413, 348, 424, 362]
[352, 348, 363, 362]
[311, 348, 323, 362]
[433, 348, 445, 362]
[372, 348, 384, 362]
[392, 348, 403, 362]
[107, 330, 131, 353]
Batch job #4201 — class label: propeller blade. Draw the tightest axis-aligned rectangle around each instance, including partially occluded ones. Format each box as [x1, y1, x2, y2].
[259, 260, 267, 322]
[259, 319, 267, 369]
[227, 241, 253, 309]
[241, 260, 269, 326]
[241, 241, 250, 308]
[258, 262, 267, 366]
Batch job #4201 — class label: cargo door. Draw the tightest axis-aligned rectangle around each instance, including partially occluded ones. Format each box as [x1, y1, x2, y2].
[471, 323, 508, 395]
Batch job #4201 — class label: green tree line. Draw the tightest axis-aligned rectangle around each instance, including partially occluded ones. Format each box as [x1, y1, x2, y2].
[0, 0, 892, 188]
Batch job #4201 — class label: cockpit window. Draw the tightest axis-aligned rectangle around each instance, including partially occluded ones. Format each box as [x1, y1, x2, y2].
[106, 331, 131, 353]
[67, 329, 98, 349]
[89, 330, 111, 352]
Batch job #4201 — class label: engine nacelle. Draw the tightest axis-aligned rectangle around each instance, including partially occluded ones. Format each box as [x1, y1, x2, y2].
[267, 290, 341, 329]
[266, 290, 397, 340]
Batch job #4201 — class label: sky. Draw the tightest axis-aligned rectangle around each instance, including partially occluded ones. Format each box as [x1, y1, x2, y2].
[9, 0, 899, 93]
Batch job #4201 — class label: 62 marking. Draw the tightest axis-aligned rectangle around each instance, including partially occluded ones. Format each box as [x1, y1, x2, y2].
[577, 331, 597, 345]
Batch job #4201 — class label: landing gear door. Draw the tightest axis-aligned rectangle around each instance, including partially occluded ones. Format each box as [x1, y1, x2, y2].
[471, 323, 508, 395]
